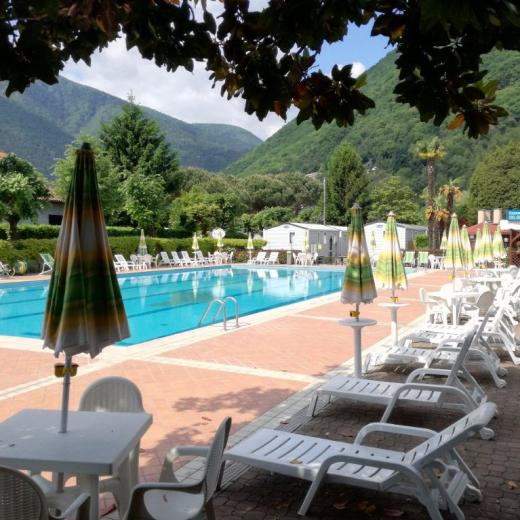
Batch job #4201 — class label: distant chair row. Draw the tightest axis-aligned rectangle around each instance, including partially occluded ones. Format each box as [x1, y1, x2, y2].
[113, 254, 155, 272]
[159, 250, 233, 267]
[293, 252, 318, 266]
[250, 251, 279, 264]
[403, 250, 443, 269]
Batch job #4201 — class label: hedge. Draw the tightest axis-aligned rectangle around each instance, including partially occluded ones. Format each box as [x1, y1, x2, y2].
[0, 237, 266, 273]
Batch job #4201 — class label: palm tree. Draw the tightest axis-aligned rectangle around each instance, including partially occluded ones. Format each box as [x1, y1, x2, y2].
[439, 179, 463, 215]
[415, 137, 446, 250]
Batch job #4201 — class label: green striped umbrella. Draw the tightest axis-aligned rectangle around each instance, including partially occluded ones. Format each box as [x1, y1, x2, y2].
[440, 230, 448, 251]
[341, 204, 377, 315]
[480, 221, 494, 265]
[375, 211, 407, 299]
[474, 228, 483, 266]
[493, 225, 507, 262]
[42, 143, 129, 434]
[444, 213, 465, 278]
[192, 232, 200, 252]
[461, 225, 474, 271]
[138, 229, 148, 257]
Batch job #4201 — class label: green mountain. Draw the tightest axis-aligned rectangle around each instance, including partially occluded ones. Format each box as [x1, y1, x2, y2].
[0, 77, 262, 176]
[226, 50, 520, 191]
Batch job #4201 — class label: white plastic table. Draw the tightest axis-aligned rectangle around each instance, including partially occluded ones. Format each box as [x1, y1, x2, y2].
[0, 409, 152, 520]
[378, 302, 409, 345]
[429, 290, 480, 325]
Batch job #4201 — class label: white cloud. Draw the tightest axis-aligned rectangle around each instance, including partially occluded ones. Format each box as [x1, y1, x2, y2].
[351, 61, 366, 78]
[63, 40, 286, 140]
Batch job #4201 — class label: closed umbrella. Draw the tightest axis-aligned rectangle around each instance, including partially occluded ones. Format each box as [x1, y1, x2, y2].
[474, 228, 483, 266]
[492, 225, 507, 265]
[192, 232, 200, 252]
[440, 230, 448, 252]
[138, 229, 148, 257]
[444, 213, 465, 277]
[375, 212, 408, 344]
[246, 232, 254, 263]
[303, 231, 309, 253]
[217, 235, 224, 251]
[42, 143, 130, 436]
[461, 225, 474, 272]
[340, 204, 377, 376]
[480, 221, 494, 266]
[369, 231, 377, 252]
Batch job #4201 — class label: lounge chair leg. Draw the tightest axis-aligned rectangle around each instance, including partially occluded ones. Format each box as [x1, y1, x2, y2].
[479, 427, 495, 440]
[205, 499, 216, 520]
[297, 479, 322, 516]
[307, 393, 319, 417]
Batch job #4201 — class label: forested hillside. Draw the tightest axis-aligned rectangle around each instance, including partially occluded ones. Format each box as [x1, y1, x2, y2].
[226, 50, 520, 191]
[0, 77, 261, 176]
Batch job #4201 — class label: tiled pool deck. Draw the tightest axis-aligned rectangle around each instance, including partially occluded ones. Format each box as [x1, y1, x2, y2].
[1, 267, 519, 518]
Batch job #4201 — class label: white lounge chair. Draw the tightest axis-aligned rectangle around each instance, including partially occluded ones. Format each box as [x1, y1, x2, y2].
[225, 403, 495, 518]
[0, 465, 91, 520]
[265, 251, 279, 264]
[307, 326, 495, 439]
[170, 251, 184, 266]
[181, 250, 194, 265]
[39, 253, 54, 274]
[125, 417, 231, 520]
[195, 250, 208, 264]
[251, 251, 266, 264]
[114, 254, 136, 271]
[158, 251, 174, 267]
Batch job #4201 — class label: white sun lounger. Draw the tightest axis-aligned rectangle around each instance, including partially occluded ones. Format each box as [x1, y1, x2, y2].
[264, 251, 279, 264]
[225, 402, 495, 518]
[307, 325, 495, 439]
[251, 251, 266, 264]
[170, 251, 183, 266]
[158, 251, 174, 267]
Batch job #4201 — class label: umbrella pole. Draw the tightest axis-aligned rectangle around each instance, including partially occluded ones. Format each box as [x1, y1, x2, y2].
[59, 354, 72, 434]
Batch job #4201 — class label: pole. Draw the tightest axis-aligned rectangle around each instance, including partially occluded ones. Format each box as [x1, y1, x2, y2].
[353, 326, 362, 377]
[323, 177, 326, 225]
[59, 354, 72, 434]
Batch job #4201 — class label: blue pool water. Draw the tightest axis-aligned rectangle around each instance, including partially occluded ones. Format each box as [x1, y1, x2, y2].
[0, 267, 344, 345]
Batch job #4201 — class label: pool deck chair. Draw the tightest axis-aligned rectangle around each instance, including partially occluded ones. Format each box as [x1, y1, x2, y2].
[225, 402, 495, 518]
[418, 251, 429, 268]
[251, 251, 266, 264]
[403, 251, 416, 267]
[265, 251, 279, 264]
[39, 253, 54, 274]
[307, 326, 495, 439]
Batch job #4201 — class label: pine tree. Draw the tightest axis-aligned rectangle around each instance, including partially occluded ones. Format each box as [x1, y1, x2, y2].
[325, 142, 370, 225]
[100, 97, 178, 192]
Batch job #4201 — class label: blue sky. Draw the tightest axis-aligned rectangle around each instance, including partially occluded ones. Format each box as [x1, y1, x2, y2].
[63, 23, 391, 139]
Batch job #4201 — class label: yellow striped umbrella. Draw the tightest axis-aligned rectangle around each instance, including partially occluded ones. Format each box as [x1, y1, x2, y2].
[246, 232, 254, 263]
[192, 232, 200, 252]
[444, 213, 465, 277]
[42, 143, 129, 433]
[341, 204, 377, 312]
[492, 225, 507, 263]
[474, 228, 483, 266]
[375, 212, 407, 299]
[138, 228, 148, 257]
[461, 225, 474, 271]
[440, 230, 448, 251]
[217, 235, 224, 250]
[480, 221, 494, 265]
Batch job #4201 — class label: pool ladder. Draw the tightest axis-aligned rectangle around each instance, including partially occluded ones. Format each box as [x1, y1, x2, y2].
[199, 296, 239, 330]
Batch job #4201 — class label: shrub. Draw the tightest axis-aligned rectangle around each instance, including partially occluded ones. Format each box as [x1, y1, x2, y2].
[415, 234, 428, 248]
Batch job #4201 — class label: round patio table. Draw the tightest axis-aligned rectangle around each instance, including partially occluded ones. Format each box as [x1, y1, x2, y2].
[429, 290, 480, 325]
[338, 318, 377, 377]
[378, 302, 409, 346]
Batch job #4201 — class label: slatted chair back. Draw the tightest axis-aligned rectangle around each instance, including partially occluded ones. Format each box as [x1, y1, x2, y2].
[406, 402, 496, 468]
[171, 251, 182, 264]
[160, 251, 170, 263]
[202, 417, 232, 501]
[79, 376, 144, 413]
[181, 251, 192, 262]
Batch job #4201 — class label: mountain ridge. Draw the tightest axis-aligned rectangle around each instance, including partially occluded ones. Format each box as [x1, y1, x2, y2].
[225, 49, 520, 191]
[0, 76, 262, 176]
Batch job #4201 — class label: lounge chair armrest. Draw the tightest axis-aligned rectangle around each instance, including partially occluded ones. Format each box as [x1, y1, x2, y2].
[355, 422, 436, 444]
[51, 493, 90, 520]
[406, 367, 453, 382]
[160, 445, 209, 482]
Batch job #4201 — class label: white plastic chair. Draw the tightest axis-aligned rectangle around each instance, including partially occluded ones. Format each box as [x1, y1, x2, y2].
[170, 251, 183, 266]
[78, 377, 145, 518]
[124, 417, 231, 520]
[420, 288, 450, 324]
[251, 251, 266, 264]
[0, 465, 90, 520]
[181, 251, 194, 265]
[159, 251, 174, 266]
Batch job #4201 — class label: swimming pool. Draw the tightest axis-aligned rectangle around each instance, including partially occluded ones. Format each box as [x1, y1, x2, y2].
[0, 267, 344, 345]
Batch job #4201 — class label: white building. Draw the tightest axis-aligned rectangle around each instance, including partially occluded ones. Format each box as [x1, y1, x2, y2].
[364, 221, 427, 256]
[262, 223, 348, 259]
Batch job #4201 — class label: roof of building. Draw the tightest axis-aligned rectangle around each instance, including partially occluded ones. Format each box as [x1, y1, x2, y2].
[365, 221, 427, 231]
[288, 223, 345, 231]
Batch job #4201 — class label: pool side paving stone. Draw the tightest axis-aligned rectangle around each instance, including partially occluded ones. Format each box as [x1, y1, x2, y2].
[2, 267, 518, 518]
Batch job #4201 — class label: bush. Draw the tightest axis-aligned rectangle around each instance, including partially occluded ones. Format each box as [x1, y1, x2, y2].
[415, 234, 428, 248]
[0, 237, 267, 272]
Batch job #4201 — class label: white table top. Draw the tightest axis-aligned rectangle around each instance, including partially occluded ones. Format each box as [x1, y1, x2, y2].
[429, 290, 480, 301]
[0, 409, 152, 475]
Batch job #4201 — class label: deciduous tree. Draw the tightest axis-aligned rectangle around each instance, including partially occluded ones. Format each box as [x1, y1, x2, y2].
[0, 154, 49, 239]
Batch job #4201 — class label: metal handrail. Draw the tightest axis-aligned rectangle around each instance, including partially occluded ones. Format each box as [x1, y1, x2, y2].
[199, 296, 239, 330]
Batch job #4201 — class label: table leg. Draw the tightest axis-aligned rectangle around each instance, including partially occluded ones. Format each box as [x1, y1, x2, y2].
[390, 307, 398, 345]
[353, 326, 362, 378]
[77, 474, 100, 520]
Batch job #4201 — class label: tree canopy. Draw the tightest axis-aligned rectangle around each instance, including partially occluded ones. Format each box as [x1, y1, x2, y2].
[0, 154, 49, 239]
[3, 1, 520, 138]
[470, 140, 520, 210]
[325, 142, 369, 225]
